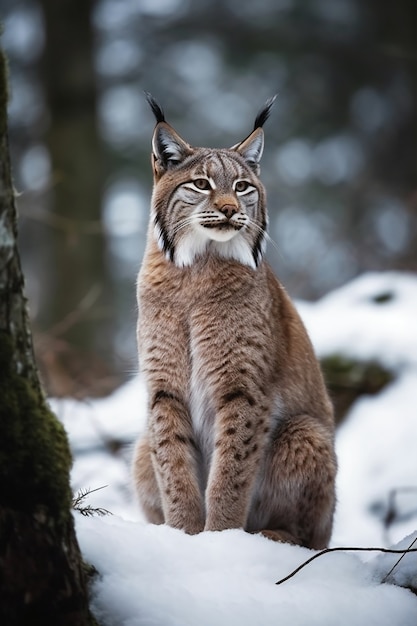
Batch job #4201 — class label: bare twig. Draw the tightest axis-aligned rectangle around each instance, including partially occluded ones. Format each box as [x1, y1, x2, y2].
[72, 485, 112, 517]
[381, 536, 417, 584]
[47, 284, 103, 338]
[275, 546, 417, 585]
[19, 203, 104, 235]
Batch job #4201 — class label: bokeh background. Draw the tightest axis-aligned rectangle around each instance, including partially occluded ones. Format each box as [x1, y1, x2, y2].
[2, 0, 416, 397]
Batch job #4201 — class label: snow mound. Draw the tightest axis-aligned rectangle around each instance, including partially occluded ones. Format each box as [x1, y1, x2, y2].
[298, 271, 417, 369]
[76, 514, 417, 626]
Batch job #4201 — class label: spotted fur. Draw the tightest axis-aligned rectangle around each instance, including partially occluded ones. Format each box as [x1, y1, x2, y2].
[133, 96, 337, 548]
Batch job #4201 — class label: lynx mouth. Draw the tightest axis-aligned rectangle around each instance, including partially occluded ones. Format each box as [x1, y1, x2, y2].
[202, 222, 243, 231]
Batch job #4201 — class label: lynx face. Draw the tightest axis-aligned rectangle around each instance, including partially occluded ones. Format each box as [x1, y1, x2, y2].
[149, 103, 271, 269]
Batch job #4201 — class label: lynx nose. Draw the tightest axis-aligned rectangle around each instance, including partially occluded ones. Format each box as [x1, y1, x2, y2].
[219, 204, 238, 219]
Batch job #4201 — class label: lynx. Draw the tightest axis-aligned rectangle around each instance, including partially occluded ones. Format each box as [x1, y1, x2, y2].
[133, 94, 337, 548]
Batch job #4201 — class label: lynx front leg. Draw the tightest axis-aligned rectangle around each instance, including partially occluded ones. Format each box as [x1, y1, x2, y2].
[148, 391, 205, 534]
[204, 391, 270, 532]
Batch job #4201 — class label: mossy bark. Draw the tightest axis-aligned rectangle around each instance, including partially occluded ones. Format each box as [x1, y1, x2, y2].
[321, 354, 393, 425]
[0, 49, 96, 625]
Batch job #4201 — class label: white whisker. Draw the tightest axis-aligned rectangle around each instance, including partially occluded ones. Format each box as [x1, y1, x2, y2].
[246, 218, 282, 258]
[172, 212, 226, 236]
[172, 216, 198, 235]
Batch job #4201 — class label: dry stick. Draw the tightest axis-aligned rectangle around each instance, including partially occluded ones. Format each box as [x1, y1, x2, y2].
[381, 535, 417, 584]
[19, 202, 104, 235]
[275, 546, 417, 585]
[48, 284, 103, 338]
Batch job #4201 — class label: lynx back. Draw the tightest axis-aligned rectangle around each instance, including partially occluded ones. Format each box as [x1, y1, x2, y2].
[133, 94, 337, 547]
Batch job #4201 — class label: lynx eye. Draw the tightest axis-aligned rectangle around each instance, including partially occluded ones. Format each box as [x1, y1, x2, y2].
[183, 177, 213, 194]
[194, 178, 212, 190]
[234, 180, 254, 195]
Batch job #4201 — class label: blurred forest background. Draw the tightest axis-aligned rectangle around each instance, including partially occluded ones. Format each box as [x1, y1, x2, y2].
[2, 0, 416, 398]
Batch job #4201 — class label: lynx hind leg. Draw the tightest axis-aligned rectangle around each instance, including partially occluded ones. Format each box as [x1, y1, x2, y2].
[252, 414, 336, 549]
[133, 435, 164, 524]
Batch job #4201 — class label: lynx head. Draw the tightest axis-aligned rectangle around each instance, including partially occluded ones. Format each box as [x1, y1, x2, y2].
[145, 93, 276, 269]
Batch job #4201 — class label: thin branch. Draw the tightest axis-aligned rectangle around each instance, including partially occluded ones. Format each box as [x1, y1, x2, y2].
[47, 284, 103, 338]
[275, 546, 417, 585]
[72, 485, 108, 508]
[72, 485, 112, 517]
[18, 203, 104, 235]
[381, 536, 417, 584]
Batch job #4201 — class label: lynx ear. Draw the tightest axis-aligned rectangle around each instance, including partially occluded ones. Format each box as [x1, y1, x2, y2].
[234, 128, 264, 169]
[145, 92, 192, 175]
[152, 123, 193, 170]
[233, 94, 277, 171]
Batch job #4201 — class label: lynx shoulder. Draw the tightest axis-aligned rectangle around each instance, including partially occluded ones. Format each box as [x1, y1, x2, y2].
[133, 94, 337, 548]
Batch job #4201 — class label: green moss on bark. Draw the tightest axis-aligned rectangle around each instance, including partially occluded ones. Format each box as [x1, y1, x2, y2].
[321, 353, 394, 424]
[0, 332, 72, 524]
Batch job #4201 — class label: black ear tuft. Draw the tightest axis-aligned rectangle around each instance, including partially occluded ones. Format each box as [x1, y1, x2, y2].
[253, 94, 277, 131]
[145, 91, 166, 124]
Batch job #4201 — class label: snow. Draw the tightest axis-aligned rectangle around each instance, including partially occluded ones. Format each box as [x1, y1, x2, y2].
[297, 271, 417, 370]
[50, 271, 417, 625]
[76, 518, 417, 626]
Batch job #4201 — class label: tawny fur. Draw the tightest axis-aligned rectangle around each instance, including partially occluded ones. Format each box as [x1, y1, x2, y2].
[133, 96, 337, 548]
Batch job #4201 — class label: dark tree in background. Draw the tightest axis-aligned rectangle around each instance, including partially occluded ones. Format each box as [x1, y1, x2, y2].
[34, 0, 118, 397]
[3, 0, 416, 396]
[0, 49, 94, 625]
[38, 0, 110, 358]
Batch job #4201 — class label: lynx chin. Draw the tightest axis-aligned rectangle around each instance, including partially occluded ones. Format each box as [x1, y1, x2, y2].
[133, 93, 337, 547]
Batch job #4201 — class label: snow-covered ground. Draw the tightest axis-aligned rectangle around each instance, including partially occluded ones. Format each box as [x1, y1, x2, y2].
[51, 272, 417, 625]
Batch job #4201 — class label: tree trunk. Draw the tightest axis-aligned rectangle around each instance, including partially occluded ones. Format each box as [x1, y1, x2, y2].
[36, 0, 116, 388]
[0, 49, 95, 626]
